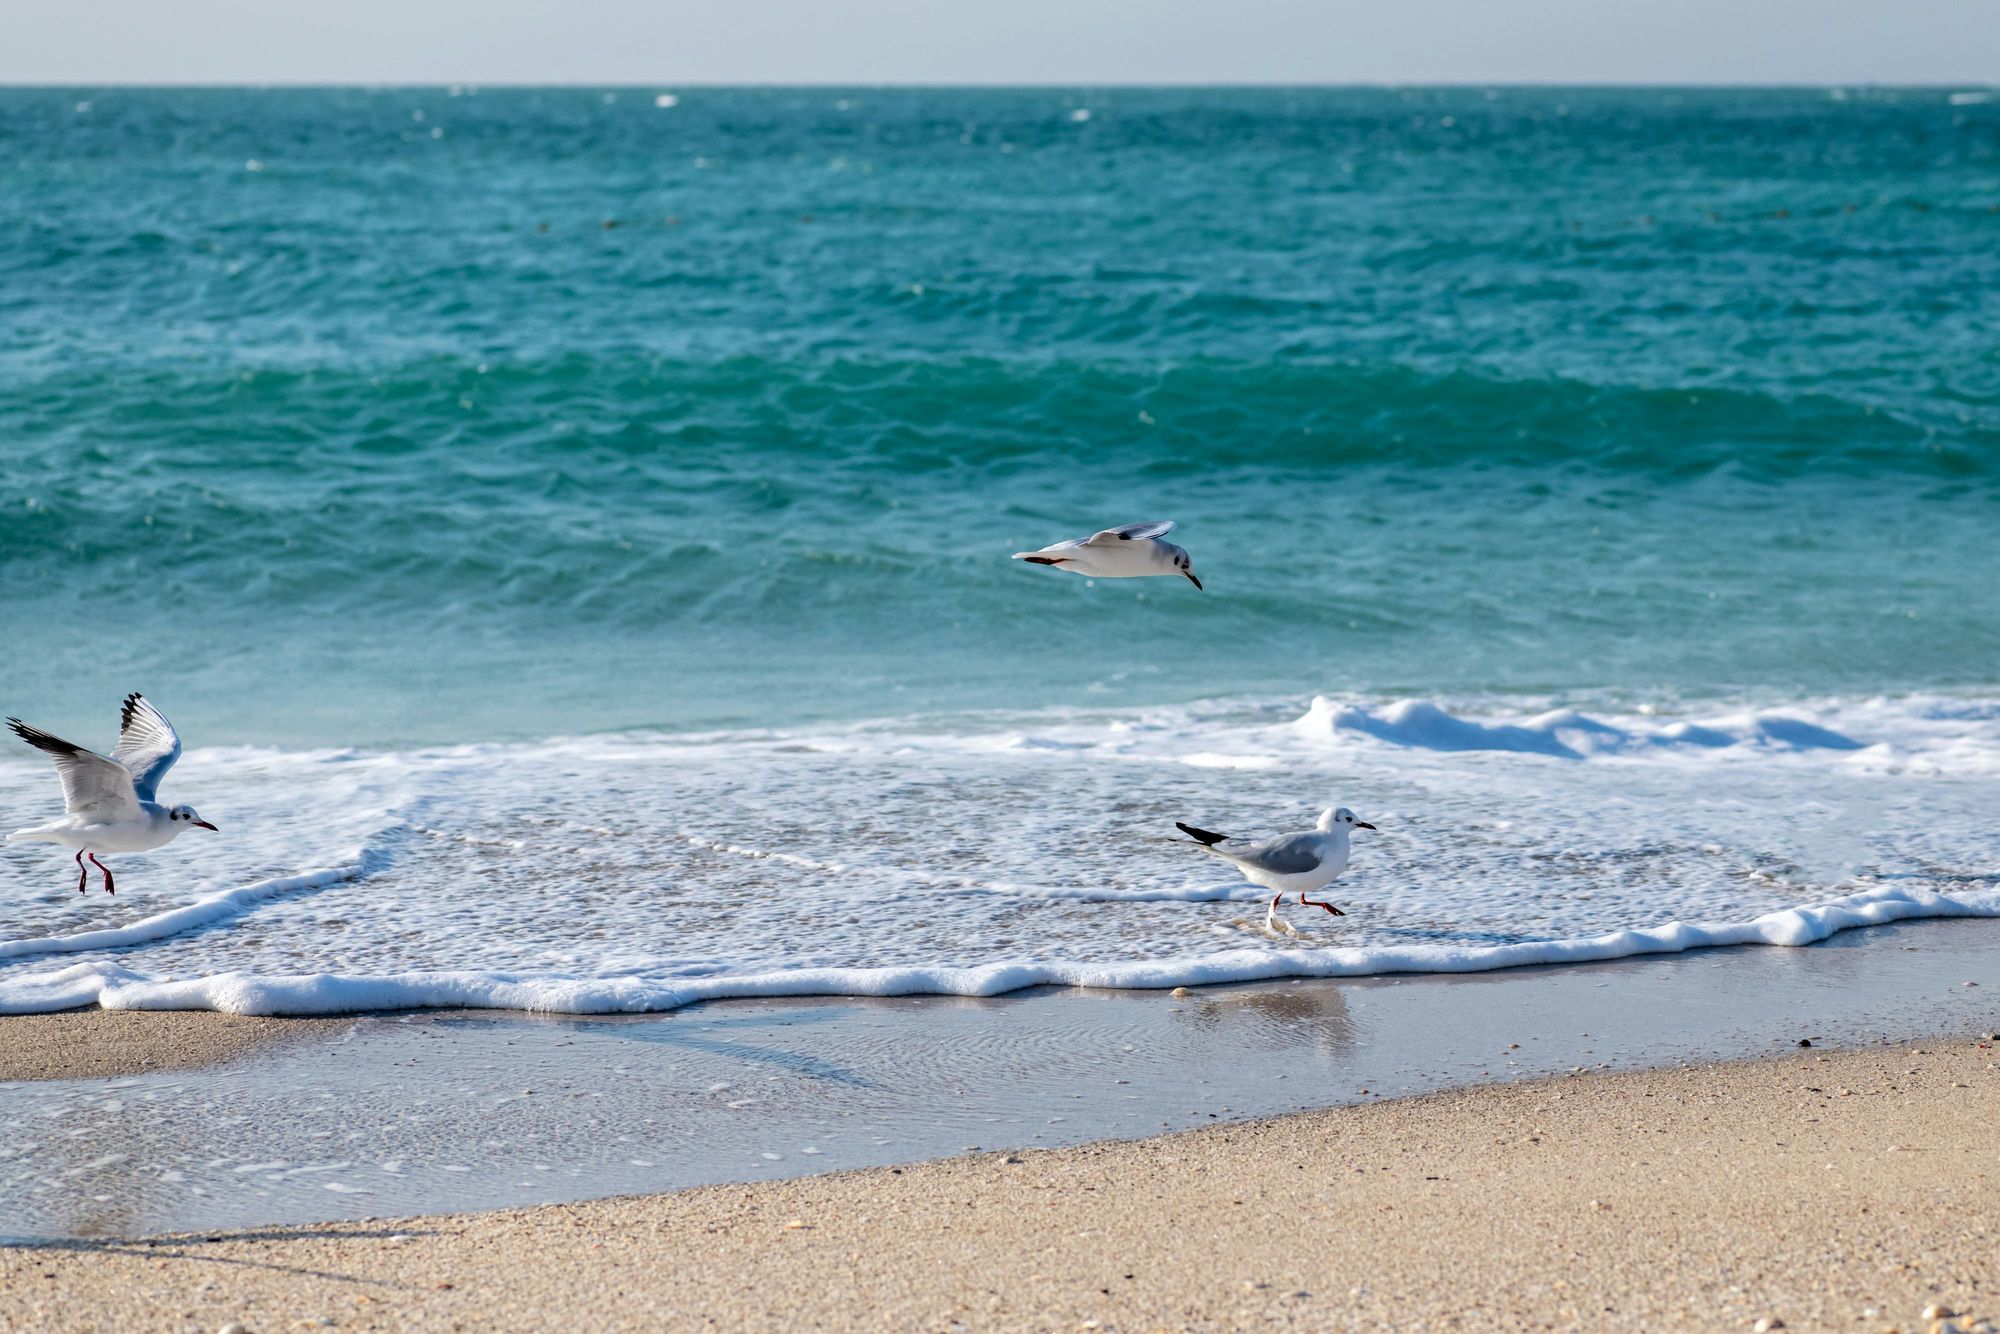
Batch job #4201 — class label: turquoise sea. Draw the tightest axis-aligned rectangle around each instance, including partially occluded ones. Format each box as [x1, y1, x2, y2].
[1, 87, 1997, 1017]
[4, 86, 1996, 745]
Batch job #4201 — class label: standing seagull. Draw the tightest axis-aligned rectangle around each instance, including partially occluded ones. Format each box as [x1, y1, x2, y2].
[1012, 521, 1202, 588]
[1177, 806, 1375, 934]
[6, 694, 216, 895]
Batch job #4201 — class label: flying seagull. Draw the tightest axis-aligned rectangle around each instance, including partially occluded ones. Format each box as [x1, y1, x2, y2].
[1012, 520, 1202, 588]
[6, 694, 216, 895]
[1177, 806, 1375, 933]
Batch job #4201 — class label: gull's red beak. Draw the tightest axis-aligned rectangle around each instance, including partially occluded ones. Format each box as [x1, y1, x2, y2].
[194, 820, 219, 831]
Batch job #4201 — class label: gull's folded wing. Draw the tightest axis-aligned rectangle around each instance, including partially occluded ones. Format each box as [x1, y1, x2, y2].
[1212, 832, 1324, 875]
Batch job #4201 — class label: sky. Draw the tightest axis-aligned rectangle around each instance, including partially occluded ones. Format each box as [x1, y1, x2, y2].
[3, 0, 1997, 86]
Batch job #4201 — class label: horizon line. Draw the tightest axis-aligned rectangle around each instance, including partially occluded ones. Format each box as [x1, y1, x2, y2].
[2, 78, 1995, 91]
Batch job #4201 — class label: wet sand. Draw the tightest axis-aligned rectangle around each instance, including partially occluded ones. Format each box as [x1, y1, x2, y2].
[0, 1010, 343, 1082]
[0, 917, 1996, 1243]
[4, 1036, 1997, 1332]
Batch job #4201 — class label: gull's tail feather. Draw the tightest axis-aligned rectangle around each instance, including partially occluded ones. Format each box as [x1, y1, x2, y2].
[1176, 821, 1229, 846]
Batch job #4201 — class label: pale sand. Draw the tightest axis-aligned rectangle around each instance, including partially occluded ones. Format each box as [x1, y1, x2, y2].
[0, 1011, 343, 1083]
[5, 1038, 1997, 1332]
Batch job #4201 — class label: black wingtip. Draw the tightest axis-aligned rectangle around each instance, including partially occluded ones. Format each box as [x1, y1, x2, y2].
[1176, 821, 1229, 846]
[7, 718, 79, 757]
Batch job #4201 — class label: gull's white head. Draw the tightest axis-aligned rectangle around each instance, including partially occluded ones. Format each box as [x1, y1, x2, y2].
[169, 805, 218, 833]
[1167, 545, 1202, 591]
[1318, 806, 1376, 833]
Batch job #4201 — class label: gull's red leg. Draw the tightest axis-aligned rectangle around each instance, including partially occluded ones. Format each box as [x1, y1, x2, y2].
[75, 849, 87, 894]
[88, 854, 115, 896]
[1299, 892, 1343, 916]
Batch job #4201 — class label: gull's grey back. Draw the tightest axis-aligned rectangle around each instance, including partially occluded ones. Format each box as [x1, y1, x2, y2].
[1215, 830, 1326, 875]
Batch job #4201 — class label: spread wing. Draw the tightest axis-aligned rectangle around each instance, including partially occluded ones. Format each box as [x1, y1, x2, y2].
[1085, 520, 1175, 546]
[1210, 832, 1324, 876]
[1012, 536, 1089, 559]
[6, 719, 143, 821]
[112, 693, 182, 803]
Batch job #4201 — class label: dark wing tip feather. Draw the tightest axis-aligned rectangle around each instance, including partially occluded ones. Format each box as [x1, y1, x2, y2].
[1176, 821, 1229, 846]
[7, 718, 82, 758]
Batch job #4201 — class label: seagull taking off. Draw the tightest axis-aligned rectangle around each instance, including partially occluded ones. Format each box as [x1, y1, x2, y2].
[1012, 521, 1202, 588]
[1177, 806, 1375, 934]
[6, 694, 216, 895]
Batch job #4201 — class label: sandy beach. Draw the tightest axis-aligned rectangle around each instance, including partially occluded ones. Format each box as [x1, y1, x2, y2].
[5, 1033, 1995, 1332]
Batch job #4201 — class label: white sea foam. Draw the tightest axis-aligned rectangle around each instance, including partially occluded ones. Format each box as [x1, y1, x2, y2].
[67, 880, 2000, 1016]
[0, 865, 368, 967]
[2, 692, 1996, 1016]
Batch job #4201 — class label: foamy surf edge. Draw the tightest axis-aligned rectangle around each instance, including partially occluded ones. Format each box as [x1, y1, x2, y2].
[4, 882, 1990, 1018]
[0, 859, 376, 1013]
[0, 862, 368, 966]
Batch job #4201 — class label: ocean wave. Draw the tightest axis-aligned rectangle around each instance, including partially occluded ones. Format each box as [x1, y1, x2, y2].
[5, 355, 1987, 507]
[1295, 696, 1869, 759]
[758, 690, 2000, 775]
[7, 348, 1995, 746]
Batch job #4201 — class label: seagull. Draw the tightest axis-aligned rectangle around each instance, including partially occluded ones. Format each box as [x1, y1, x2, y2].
[6, 694, 216, 895]
[1012, 520, 1202, 588]
[1177, 806, 1375, 933]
